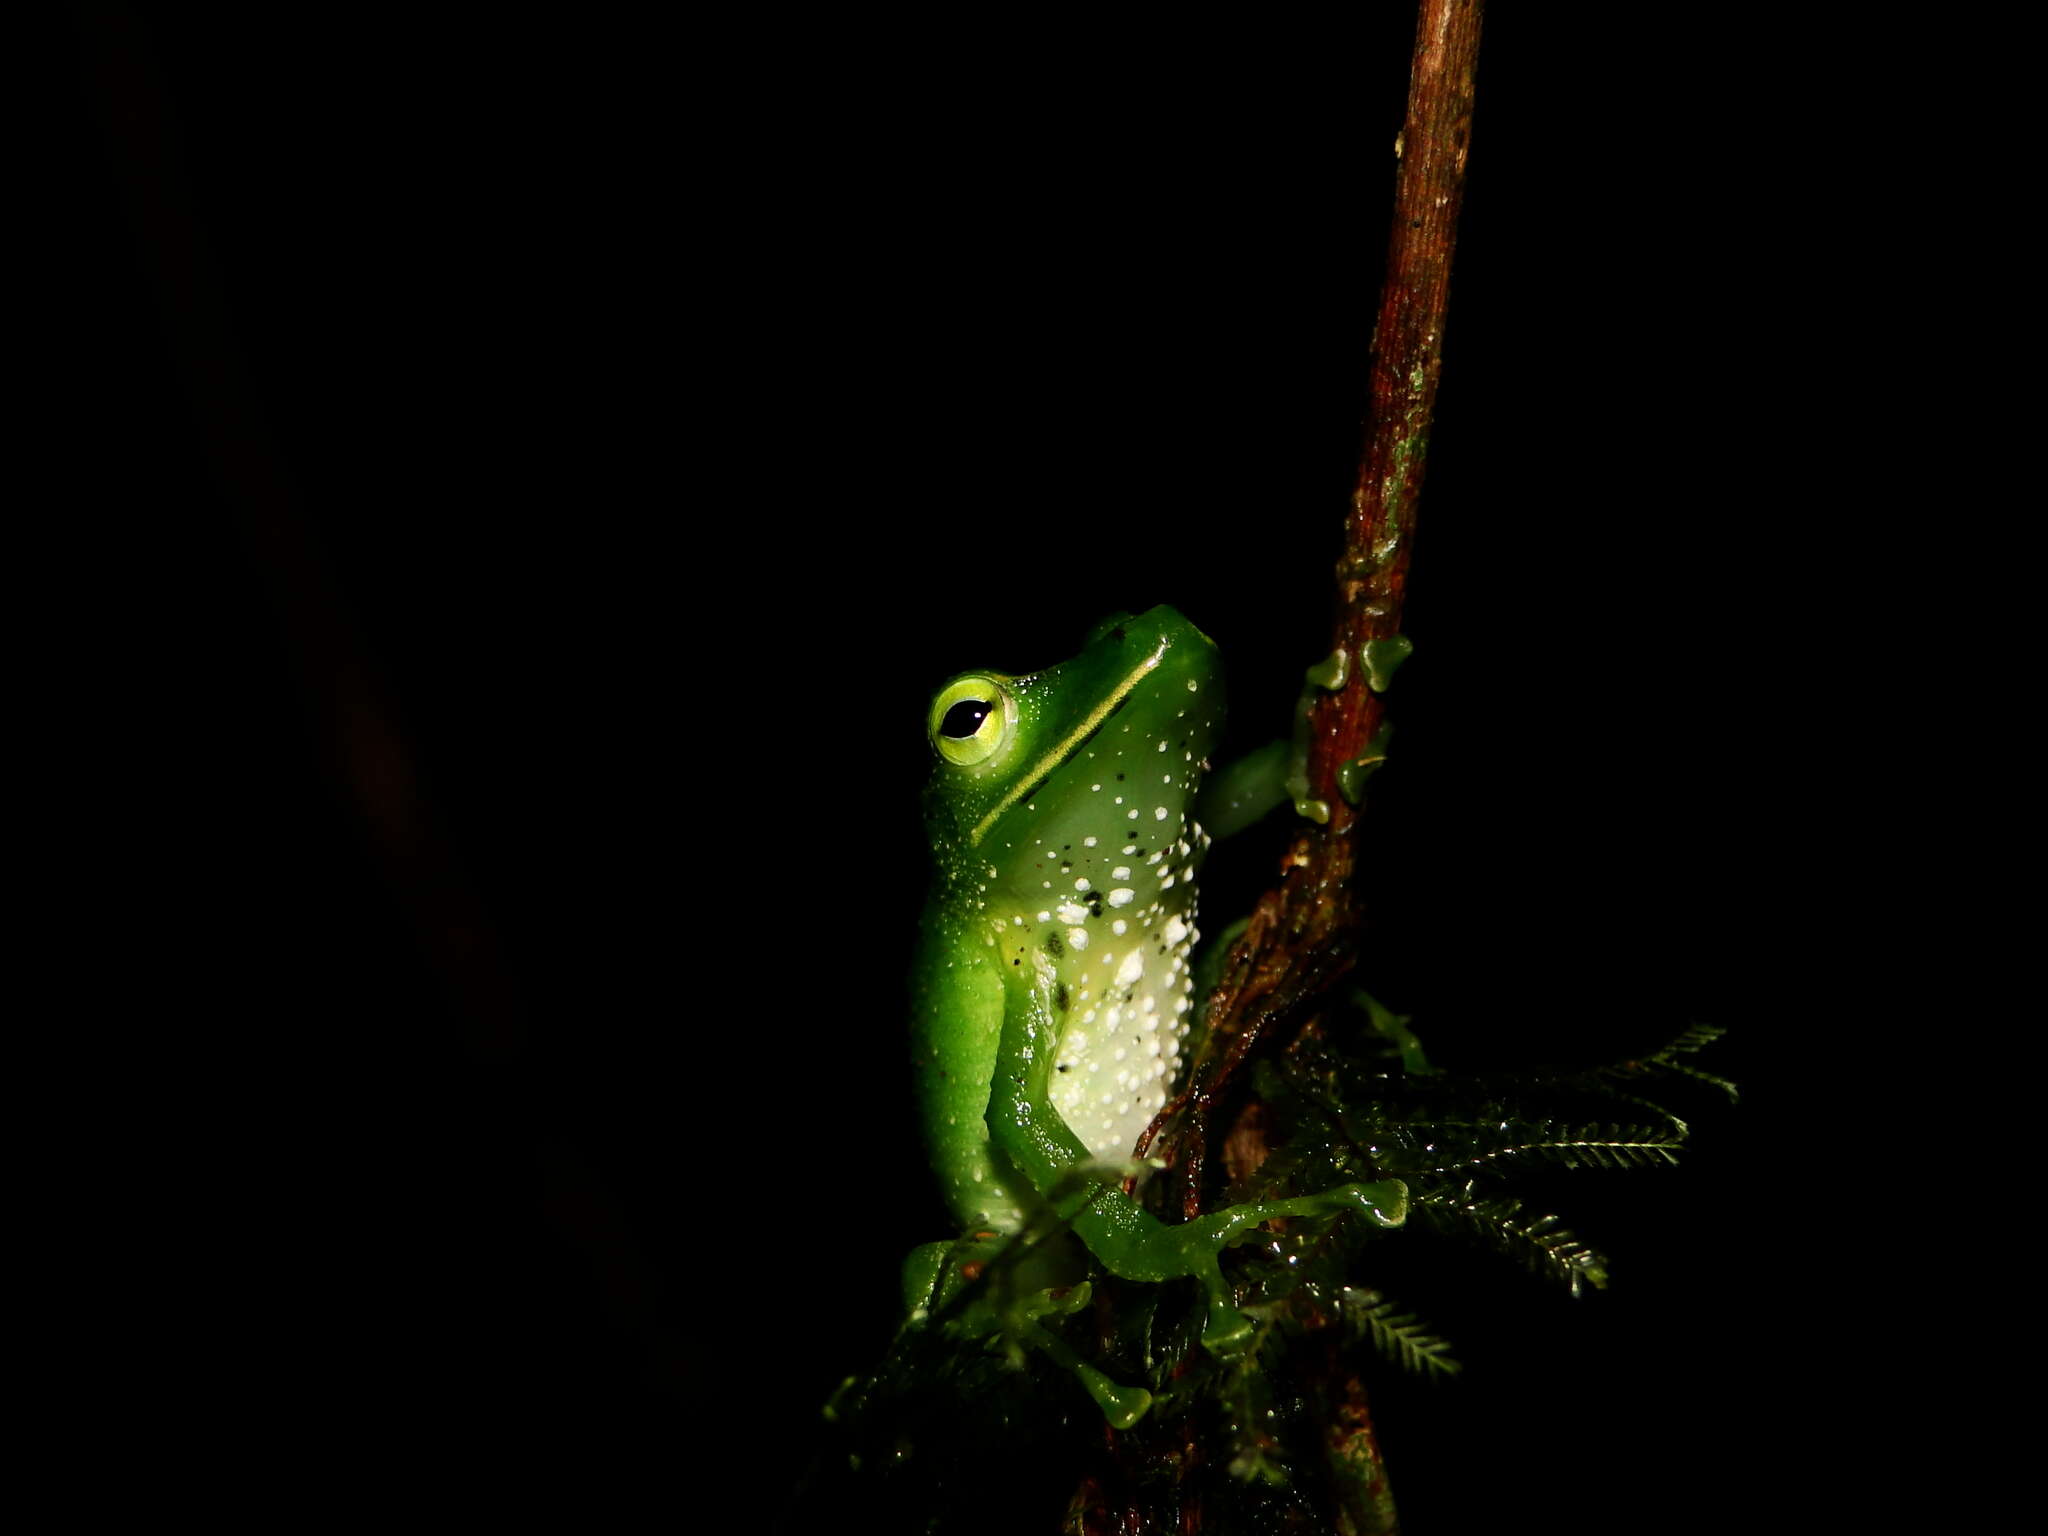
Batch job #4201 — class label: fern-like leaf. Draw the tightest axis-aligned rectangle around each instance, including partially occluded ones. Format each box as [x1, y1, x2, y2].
[1340, 1107, 1686, 1178]
[1398, 1022, 1731, 1116]
[1657, 1021, 1728, 1058]
[1413, 1183, 1610, 1295]
[1580, 1085, 1693, 1135]
[1398, 1120, 1686, 1177]
[1599, 1021, 1737, 1104]
[1338, 1288, 1461, 1379]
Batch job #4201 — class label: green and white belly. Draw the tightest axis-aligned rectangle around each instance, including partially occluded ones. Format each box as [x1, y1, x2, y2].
[1023, 814, 1210, 1163]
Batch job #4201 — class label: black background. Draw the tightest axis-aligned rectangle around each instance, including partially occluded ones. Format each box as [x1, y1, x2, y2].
[66, 7, 1894, 1529]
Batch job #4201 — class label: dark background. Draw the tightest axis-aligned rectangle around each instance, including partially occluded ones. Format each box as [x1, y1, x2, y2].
[67, 8, 1888, 1529]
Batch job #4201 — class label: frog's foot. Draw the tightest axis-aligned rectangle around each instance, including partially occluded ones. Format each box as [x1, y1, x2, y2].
[1018, 1314, 1153, 1429]
[906, 1243, 1155, 1429]
[1168, 1180, 1410, 1355]
[1184, 1179, 1409, 1256]
[1009, 1289, 1154, 1428]
[1199, 1301, 1255, 1354]
[1319, 1179, 1409, 1229]
[1076, 1366, 1153, 1430]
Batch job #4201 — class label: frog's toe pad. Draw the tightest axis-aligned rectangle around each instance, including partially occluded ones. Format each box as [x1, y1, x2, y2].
[1078, 1367, 1153, 1429]
[1200, 1306, 1255, 1354]
[1339, 1179, 1409, 1229]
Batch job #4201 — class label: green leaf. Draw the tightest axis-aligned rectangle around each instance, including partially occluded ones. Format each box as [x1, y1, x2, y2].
[1338, 1288, 1461, 1378]
[1413, 1183, 1611, 1295]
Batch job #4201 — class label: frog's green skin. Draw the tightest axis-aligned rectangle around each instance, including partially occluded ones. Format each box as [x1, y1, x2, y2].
[1192, 636, 1411, 837]
[910, 608, 1406, 1412]
[915, 608, 1222, 1223]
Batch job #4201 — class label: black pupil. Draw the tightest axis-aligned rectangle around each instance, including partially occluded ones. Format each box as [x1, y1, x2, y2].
[940, 698, 994, 739]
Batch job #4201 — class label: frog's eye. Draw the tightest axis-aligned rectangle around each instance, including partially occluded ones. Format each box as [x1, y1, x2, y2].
[929, 675, 1014, 767]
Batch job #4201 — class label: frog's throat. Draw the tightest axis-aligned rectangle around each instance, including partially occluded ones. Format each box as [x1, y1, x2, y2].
[967, 637, 1170, 848]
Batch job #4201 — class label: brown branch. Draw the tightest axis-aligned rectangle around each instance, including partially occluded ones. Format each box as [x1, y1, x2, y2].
[1099, 8, 1484, 1525]
[1143, 0, 1485, 1216]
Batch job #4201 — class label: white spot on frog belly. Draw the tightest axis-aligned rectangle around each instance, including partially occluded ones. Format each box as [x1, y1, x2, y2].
[1057, 945, 1186, 1149]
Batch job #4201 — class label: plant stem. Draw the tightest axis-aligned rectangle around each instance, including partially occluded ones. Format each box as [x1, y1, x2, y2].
[1103, 9, 1484, 1529]
[1147, 0, 1485, 1211]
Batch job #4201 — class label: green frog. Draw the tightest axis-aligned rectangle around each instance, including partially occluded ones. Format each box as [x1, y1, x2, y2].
[907, 606, 1406, 1425]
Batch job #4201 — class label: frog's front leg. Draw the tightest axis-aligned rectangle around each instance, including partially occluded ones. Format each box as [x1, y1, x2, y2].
[1194, 640, 1411, 837]
[1195, 738, 1291, 840]
[1192, 651, 1341, 835]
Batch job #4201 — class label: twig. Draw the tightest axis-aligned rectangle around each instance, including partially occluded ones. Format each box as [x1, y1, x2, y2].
[1097, 8, 1484, 1526]
[1143, 0, 1486, 1218]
